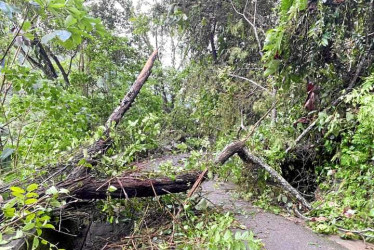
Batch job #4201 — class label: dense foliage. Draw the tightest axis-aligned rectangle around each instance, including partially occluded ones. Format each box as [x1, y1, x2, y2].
[1, 0, 373, 248]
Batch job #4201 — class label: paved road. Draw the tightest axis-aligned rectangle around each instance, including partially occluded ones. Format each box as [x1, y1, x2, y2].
[202, 181, 350, 250]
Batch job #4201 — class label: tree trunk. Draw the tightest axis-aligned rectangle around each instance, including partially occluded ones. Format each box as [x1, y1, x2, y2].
[67, 50, 158, 179]
[60, 171, 201, 200]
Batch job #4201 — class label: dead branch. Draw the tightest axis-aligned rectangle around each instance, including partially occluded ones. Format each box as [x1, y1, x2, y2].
[216, 141, 312, 210]
[228, 73, 270, 93]
[67, 49, 158, 179]
[229, 0, 263, 57]
[105, 49, 158, 131]
[285, 119, 317, 154]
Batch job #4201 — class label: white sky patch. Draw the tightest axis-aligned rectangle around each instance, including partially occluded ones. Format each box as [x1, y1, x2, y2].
[130, 0, 181, 68]
[88, 0, 180, 67]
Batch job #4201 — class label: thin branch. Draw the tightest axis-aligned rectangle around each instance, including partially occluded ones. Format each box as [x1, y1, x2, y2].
[285, 120, 317, 154]
[0, 6, 30, 62]
[67, 49, 78, 76]
[229, 73, 269, 93]
[242, 101, 278, 142]
[230, 0, 263, 57]
[347, 43, 374, 90]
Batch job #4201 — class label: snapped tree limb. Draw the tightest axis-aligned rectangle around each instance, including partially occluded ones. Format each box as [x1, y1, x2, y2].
[216, 141, 312, 210]
[67, 49, 158, 178]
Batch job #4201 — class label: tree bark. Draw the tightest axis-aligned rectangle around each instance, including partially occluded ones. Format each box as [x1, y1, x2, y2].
[32, 40, 58, 79]
[67, 50, 158, 179]
[210, 20, 217, 63]
[215, 141, 311, 209]
[104, 49, 158, 131]
[47, 50, 70, 88]
[61, 171, 201, 200]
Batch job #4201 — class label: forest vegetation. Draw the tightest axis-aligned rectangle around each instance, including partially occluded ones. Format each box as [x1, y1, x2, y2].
[0, 0, 373, 249]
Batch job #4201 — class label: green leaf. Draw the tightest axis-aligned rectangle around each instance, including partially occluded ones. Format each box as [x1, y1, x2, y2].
[369, 208, 374, 217]
[0, 1, 15, 19]
[23, 222, 35, 231]
[50, 199, 61, 207]
[10, 186, 25, 194]
[107, 185, 117, 192]
[46, 186, 58, 195]
[1, 148, 14, 160]
[25, 198, 38, 205]
[280, 0, 292, 13]
[299, 0, 308, 11]
[26, 213, 36, 222]
[32, 236, 39, 249]
[49, 3, 65, 8]
[71, 33, 82, 45]
[23, 32, 34, 40]
[11, 192, 24, 198]
[26, 184, 38, 192]
[68, 7, 82, 16]
[321, 38, 328, 46]
[65, 15, 77, 27]
[3, 208, 15, 218]
[55, 30, 72, 42]
[3, 199, 16, 209]
[22, 21, 31, 31]
[281, 195, 288, 203]
[223, 230, 232, 240]
[39, 215, 51, 222]
[26, 192, 39, 198]
[14, 230, 23, 239]
[41, 30, 72, 44]
[41, 224, 55, 229]
[41, 32, 57, 44]
[264, 60, 281, 76]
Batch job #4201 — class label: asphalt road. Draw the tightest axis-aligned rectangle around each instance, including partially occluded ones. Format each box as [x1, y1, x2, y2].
[202, 180, 353, 250]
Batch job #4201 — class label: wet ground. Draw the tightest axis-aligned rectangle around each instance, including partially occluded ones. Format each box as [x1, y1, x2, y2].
[201, 180, 373, 250]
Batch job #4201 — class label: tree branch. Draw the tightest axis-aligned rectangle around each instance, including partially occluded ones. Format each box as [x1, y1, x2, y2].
[67, 49, 158, 179]
[216, 141, 311, 209]
[229, 73, 269, 93]
[46, 48, 70, 88]
[229, 0, 263, 57]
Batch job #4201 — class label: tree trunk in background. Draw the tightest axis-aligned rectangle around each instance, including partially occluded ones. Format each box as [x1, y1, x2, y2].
[271, 87, 277, 126]
[210, 21, 217, 63]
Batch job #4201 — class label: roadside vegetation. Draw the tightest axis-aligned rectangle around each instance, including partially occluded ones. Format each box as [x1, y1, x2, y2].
[0, 0, 373, 248]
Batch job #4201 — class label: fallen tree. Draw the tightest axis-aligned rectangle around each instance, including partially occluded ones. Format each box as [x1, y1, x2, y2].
[0, 50, 312, 220]
[60, 171, 201, 200]
[67, 49, 160, 179]
[1, 49, 312, 250]
[215, 140, 311, 209]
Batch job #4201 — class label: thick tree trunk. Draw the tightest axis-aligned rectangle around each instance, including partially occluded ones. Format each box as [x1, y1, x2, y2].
[61, 171, 201, 200]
